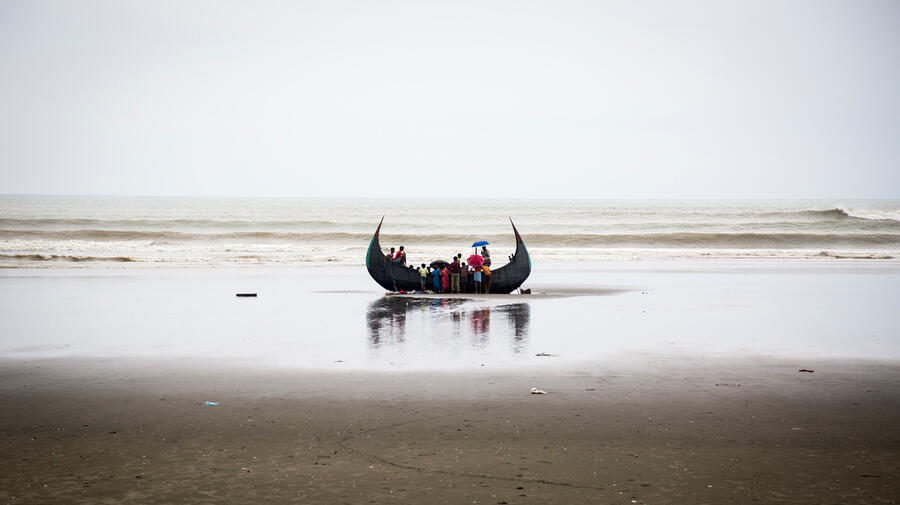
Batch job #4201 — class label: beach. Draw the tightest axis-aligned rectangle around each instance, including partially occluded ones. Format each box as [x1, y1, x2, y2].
[2, 357, 899, 504]
[2, 261, 899, 504]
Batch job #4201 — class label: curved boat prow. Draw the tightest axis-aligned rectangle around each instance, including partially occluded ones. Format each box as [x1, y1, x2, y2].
[511, 218, 530, 270]
[492, 218, 530, 291]
[365, 216, 385, 271]
[510, 217, 521, 241]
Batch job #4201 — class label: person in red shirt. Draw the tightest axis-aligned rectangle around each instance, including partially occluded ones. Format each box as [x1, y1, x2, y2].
[449, 257, 461, 293]
[393, 246, 406, 266]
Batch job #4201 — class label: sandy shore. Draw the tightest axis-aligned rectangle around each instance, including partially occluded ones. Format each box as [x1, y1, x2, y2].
[2, 262, 899, 503]
[2, 356, 899, 505]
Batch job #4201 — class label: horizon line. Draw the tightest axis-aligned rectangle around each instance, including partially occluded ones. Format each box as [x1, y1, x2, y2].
[2, 193, 898, 201]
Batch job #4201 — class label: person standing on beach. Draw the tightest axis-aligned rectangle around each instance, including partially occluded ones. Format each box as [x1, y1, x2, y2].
[473, 265, 483, 293]
[418, 263, 428, 292]
[440, 266, 450, 293]
[431, 266, 441, 293]
[459, 262, 468, 293]
[482, 264, 492, 294]
[449, 257, 461, 293]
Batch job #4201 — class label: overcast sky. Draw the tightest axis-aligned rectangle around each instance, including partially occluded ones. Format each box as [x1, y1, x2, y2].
[1, 0, 898, 199]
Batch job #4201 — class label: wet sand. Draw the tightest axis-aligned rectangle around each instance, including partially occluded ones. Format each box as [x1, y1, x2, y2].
[2, 262, 899, 503]
[3, 262, 898, 367]
[2, 356, 899, 504]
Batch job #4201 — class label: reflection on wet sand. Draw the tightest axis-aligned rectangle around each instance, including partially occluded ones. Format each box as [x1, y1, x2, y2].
[366, 297, 531, 359]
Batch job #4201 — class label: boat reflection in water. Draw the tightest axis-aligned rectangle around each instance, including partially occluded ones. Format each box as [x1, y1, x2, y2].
[366, 297, 531, 366]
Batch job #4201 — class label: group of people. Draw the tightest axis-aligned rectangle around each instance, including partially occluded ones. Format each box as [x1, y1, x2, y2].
[386, 246, 494, 294]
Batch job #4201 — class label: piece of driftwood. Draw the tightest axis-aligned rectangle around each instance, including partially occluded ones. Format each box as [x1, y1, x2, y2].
[236, 293, 257, 297]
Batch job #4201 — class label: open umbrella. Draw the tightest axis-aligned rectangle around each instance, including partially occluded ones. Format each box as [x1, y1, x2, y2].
[429, 260, 450, 270]
[471, 240, 489, 247]
[467, 254, 484, 267]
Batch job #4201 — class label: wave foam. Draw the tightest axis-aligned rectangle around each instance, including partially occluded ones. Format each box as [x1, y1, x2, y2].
[836, 207, 900, 222]
[0, 254, 136, 263]
[816, 251, 895, 260]
[2, 230, 899, 249]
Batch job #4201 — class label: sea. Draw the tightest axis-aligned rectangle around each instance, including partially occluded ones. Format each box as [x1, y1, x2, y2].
[2, 195, 900, 366]
[1, 195, 899, 268]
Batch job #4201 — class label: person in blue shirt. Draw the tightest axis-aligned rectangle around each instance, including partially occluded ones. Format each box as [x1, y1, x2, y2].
[473, 265, 483, 294]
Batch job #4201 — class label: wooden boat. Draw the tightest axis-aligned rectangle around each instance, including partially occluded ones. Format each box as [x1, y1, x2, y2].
[365, 218, 531, 294]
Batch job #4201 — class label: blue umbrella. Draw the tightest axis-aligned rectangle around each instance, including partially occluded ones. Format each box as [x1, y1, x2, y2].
[471, 240, 489, 247]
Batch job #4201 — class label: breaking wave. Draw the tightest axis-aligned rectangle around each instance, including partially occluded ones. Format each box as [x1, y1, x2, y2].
[0, 229, 377, 242]
[794, 208, 900, 222]
[0, 254, 136, 263]
[3, 229, 898, 249]
[0, 217, 361, 229]
[523, 232, 900, 248]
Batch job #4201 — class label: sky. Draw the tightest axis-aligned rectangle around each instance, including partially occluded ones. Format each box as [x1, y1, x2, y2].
[1, 0, 898, 199]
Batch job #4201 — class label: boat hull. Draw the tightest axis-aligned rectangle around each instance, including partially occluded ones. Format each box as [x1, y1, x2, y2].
[366, 218, 531, 294]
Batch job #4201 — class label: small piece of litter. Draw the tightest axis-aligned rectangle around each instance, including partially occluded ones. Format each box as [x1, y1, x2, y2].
[204, 401, 219, 406]
[530, 388, 547, 395]
[798, 368, 814, 373]
[535, 352, 554, 357]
